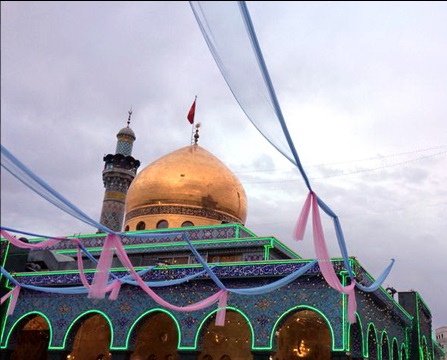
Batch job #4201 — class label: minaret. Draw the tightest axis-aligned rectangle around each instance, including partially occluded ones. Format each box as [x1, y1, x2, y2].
[98, 110, 140, 232]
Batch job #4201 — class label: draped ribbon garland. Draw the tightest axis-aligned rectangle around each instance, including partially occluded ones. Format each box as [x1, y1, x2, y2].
[0, 228, 316, 325]
[310, 193, 357, 324]
[1, 120, 393, 325]
[190, 1, 396, 323]
[1, 285, 21, 316]
[293, 192, 356, 323]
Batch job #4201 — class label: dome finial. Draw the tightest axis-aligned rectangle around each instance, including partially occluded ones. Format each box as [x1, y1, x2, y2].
[194, 123, 201, 145]
[127, 108, 133, 127]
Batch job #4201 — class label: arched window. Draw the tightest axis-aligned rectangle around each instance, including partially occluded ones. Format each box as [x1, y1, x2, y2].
[136, 221, 146, 230]
[156, 220, 169, 229]
[181, 221, 194, 227]
[124, 225, 129, 231]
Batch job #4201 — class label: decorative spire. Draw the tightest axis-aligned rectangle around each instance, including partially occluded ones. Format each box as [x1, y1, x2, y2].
[127, 108, 132, 127]
[194, 123, 201, 145]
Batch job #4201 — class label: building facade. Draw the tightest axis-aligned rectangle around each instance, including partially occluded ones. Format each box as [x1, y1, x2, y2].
[0, 125, 442, 360]
[436, 326, 447, 360]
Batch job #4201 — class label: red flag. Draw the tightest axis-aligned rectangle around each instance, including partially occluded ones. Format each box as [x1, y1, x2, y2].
[187, 98, 196, 124]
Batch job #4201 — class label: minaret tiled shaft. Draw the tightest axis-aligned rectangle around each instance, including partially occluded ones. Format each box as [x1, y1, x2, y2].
[98, 111, 140, 232]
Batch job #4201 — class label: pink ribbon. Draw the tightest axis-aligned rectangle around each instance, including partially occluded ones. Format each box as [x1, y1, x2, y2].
[215, 291, 228, 326]
[3, 285, 21, 315]
[86, 233, 226, 313]
[1, 229, 61, 249]
[311, 193, 357, 323]
[88, 234, 117, 299]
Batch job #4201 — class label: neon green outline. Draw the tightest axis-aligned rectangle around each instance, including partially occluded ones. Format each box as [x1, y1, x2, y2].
[420, 335, 428, 359]
[11, 258, 316, 278]
[55, 238, 271, 255]
[21, 223, 249, 241]
[346, 313, 365, 355]
[341, 270, 349, 349]
[124, 308, 181, 350]
[415, 292, 433, 360]
[187, 307, 254, 351]
[391, 338, 399, 360]
[350, 259, 412, 317]
[0, 280, 14, 345]
[350, 259, 412, 323]
[1, 311, 52, 349]
[270, 305, 337, 352]
[0, 240, 11, 269]
[401, 342, 408, 360]
[380, 330, 390, 360]
[263, 244, 272, 260]
[365, 322, 379, 359]
[55, 310, 113, 350]
[415, 292, 422, 358]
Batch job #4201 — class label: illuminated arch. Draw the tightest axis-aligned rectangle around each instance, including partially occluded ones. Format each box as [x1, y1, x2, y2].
[391, 338, 399, 360]
[420, 336, 429, 360]
[366, 323, 379, 360]
[61, 310, 113, 349]
[270, 305, 335, 351]
[125, 308, 181, 349]
[2, 311, 52, 349]
[380, 330, 390, 360]
[347, 313, 364, 357]
[401, 342, 408, 360]
[193, 307, 254, 350]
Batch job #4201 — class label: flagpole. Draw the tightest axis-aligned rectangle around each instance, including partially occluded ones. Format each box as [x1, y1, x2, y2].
[189, 96, 197, 145]
[190, 121, 195, 145]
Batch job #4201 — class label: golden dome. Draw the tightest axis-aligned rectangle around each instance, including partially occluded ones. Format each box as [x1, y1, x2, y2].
[124, 144, 247, 230]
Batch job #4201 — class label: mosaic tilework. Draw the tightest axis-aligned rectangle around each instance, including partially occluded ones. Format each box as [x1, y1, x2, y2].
[102, 173, 134, 193]
[116, 140, 133, 156]
[126, 205, 241, 224]
[350, 322, 363, 357]
[3, 262, 413, 353]
[4, 233, 416, 355]
[2, 275, 344, 350]
[355, 266, 411, 325]
[99, 201, 126, 232]
[356, 290, 409, 353]
[16, 261, 322, 286]
[238, 227, 255, 238]
[27, 225, 243, 251]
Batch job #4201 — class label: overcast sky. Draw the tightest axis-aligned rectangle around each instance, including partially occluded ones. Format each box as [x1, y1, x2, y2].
[1, 1, 446, 331]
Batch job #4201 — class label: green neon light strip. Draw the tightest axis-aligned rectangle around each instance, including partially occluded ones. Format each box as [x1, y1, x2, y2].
[19, 223, 255, 244]
[380, 330, 390, 359]
[416, 292, 421, 351]
[346, 313, 365, 355]
[54, 237, 273, 255]
[1, 311, 53, 349]
[17, 224, 245, 241]
[270, 305, 339, 351]
[123, 308, 182, 349]
[350, 258, 412, 322]
[58, 310, 114, 350]
[415, 292, 433, 358]
[341, 271, 347, 351]
[12, 258, 318, 278]
[263, 244, 272, 260]
[416, 291, 432, 315]
[364, 322, 379, 359]
[190, 306, 255, 351]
